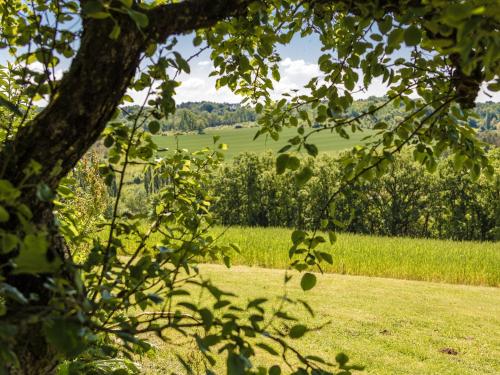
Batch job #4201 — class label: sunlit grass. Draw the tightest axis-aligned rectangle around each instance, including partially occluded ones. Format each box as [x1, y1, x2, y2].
[209, 227, 500, 287]
[113, 225, 499, 286]
[139, 265, 500, 374]
[152, 127, 376, 159]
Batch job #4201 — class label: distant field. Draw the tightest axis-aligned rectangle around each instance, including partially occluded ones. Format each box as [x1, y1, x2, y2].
[141, 265, 500, 374]
[152, 126, 376, 159]
[209, 227, 500, 287]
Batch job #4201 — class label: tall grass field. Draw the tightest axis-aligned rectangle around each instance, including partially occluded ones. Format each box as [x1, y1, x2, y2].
[209, 227, 500, 286]
[153, 127, 376, 159]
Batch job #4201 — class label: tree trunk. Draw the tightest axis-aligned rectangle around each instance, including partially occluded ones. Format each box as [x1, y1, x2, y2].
[0, 2, 254, 371]
[3, 204, 73, 374]
[6, 274, 59, 375]
[1, 14, 146, 373]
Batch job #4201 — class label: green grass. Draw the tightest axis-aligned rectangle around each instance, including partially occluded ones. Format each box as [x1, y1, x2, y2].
[153, 127, 375, 159]
[210, 227, 500, 287]
[140, 264, 500, 374]
[113, 226, 499, 286]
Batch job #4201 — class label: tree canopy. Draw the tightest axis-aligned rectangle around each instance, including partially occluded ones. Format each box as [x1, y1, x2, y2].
[0, 0, 498, 373]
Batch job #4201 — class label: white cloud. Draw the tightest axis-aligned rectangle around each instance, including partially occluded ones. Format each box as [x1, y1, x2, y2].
[352, 77, 389, 99]
[477, 83, 500, 103]
[30, 62, 44, 73]
[28, 61, 63, 80]
[197, 60, 211, 67]
[126, 56, 500, 104]
[180, 77, 205, 90]
[176, 80, 241, 103]
[267, 58, 321, 97]
[280, 57, 320, 78]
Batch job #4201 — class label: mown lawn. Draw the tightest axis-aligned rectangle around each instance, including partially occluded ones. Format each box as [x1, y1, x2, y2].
[140, 265, 500, 374]
[210, 227, 500, 287]
[152, 127, 376, 159]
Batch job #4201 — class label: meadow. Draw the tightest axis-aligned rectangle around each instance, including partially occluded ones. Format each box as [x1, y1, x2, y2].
[208, 227, 500, 287]
[112, 125, 499, 374]
[115, 226, 499, 287]
[140, 265, 500, 374]
[152, 126, 376, 159]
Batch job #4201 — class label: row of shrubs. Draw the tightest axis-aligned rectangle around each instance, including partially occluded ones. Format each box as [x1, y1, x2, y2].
[100, 148, 498, 242]
[210, 150, 499, 241]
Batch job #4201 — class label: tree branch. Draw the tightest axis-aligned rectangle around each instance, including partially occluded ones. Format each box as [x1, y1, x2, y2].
[147, 0, 257, 42]
[0, 0, 257, 211]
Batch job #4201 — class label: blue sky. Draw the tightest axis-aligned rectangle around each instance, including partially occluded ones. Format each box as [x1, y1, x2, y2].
[147, 34, 499, 104]
[1, 33, 498, 104]
[162, 34, 391, 103]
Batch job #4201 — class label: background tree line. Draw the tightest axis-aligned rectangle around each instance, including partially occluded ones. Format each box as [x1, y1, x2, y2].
[137, 149, 500, 241]
[122, 102, 257, 133]
[121, 98, 500, 136]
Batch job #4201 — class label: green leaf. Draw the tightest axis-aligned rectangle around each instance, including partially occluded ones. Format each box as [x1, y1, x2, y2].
[272, 67, 280, 81]
[109, 24, 121, 40]
[300, 272, 316, 291]
[147, 293, 163, 304]
[0, 205, 9, 222]
[1, 234, 17, 252]
[86, 12, 110, 19]
[0, 284, 28, 304]
[287, 156, 300, 171]
[387, 28, 404, 47]
[82, 1, 109, 19]
[23, 233, 48, 253]
[320, 251, 333, 265]
[0, 348, 19, 369]
[174, 52, 190, 73]
[128, 9, 149, 28]
[373, 122, 388, 130]
[0, 93, 22, 117]
[404, 25, 422, 47]
[291, 230, 306, 245]
[193, 35, 203, 46]
[119, 0, 133, 7]
[276, 154, 289, 174]
[304, 143, 319, 157]
[43, 319, 86, 357]
[148, 120, 160, 134]
[289, 324, 307, 339]
[269, 365, 281, 375]
[378, 17, 392, 34]
[328, 231, 337, 244]
[295, 166, 313, 186]
[103, 135, 114, 148]
[0, 180, 20, 201]
[36, 183, 55, 202]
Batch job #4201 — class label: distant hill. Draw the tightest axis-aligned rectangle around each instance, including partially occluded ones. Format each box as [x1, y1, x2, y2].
[121, 98, 500, 136]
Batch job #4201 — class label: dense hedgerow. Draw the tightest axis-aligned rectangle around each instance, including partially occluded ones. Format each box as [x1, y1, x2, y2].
[210, 150, 499, 241]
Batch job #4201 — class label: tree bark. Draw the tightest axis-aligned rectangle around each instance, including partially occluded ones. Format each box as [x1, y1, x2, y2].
[0, 1, 255, 372]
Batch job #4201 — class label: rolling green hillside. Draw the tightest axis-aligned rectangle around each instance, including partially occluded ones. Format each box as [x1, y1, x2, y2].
[153, 126, 376, 159]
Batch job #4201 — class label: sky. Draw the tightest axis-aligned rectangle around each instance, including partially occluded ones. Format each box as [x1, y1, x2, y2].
[139, 34, 499, 104]
[1, 32, 498, 104]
